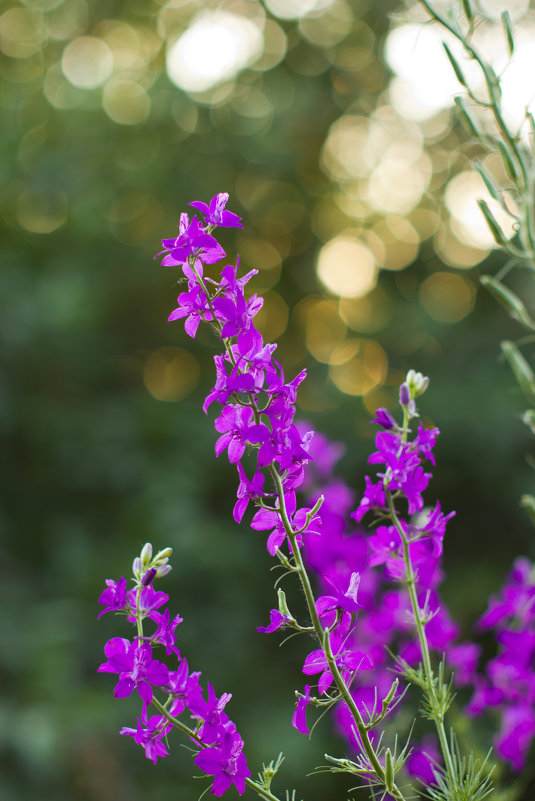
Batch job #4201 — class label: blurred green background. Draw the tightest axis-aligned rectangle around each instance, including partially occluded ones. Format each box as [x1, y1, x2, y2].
[2, 0, 535, 798]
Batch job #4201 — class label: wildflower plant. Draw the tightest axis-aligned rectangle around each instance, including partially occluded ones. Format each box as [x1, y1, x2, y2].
[98, 1, 535, 798]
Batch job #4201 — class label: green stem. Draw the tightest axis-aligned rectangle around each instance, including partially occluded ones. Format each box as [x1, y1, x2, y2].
[386, 406, 456, 784]
[269, 467, 408, 801]
[152, 697, 285, 801]
[386, 492, 456, 783]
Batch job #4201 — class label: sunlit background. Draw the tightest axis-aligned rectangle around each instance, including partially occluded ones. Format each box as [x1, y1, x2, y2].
[2, 0, 535, 798]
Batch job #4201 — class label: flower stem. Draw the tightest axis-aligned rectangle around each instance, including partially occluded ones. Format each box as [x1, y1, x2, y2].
[269, 466, 408, 801]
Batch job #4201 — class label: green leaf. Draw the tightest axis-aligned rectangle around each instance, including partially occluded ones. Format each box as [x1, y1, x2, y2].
[501, 340, 535, 399]
[461, 0, 474, 23]
[480, 275, 535, 331]
[477, 199, 508, 246]
[497, 139, 518, 182]
[454, 95, 480, 138]
[442, 42, 467, 87]
[502, 10, 515, 56]
[473, 161, 507, 210]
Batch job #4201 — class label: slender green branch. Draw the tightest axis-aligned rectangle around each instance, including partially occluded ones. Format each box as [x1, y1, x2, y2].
[268, 466, 408, 801]
[419, 0, 535, 259]
[152, 697, 285, 801]
[386, 490, 456, 784]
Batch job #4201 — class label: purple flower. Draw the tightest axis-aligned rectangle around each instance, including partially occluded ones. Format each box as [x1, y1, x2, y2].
[214, 405, 268, 464]
[168, 283, 215, 338]
[98, 577, 128, 618]
[405, 735, 441, 785]
[126, 585, 168, 623]
[194, 723, 251, 796]
[251, 491, 321, 556]
[414, 424, 439, 464]
[189, 193, 243, 228]
[203, 356, 256, 413]
[233, 464, 265, 524]
[351, 476, 386, 522]
[189, 682, 232, 745]
[292, 685, 312, 735]
[371, 407, 397, 431]
[256, 609, 293, 634]
[316, 572, 361, 624]
[149, 608, 183, 656]
[159, 214, 225, 266]
[166, 658, 203, 716]
[496, 705, 535, 772]
[98, 637, 169, 709]
[302, 630, 373, 695]
[120, 715, 173, 764]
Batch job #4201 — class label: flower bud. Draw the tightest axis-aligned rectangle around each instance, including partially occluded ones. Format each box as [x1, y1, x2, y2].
[141, 567, 157, 587]
[277, 588, 292, 620]
[140, 542, 153, 568]
[156, 564, 172, 578]
[399, 382, 410, 407]
[154, 547, 173, 564]
[132, 557, 142, 579]
[384, 748, 395, 794]
[406, 369, 429, 397]
[371, 407, 397, 430]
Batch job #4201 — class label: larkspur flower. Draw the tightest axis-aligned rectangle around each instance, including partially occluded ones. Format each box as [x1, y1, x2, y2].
[97, 637, 169, 708]
[98, 577, 128, 618]
[189, 192, 243, 229]
[120, 715, 173, 765]
[292, 685, 312, 735]
[194, 724, 251, 797]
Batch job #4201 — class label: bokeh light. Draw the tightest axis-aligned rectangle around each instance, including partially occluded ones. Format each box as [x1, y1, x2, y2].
[445, 170, 516, 250]
[316, 234, 377, 298]
[17, 188, 67, 234]
[144, 347, 199, 402]
[61, 36, 113, 89]
[166, 10, 263, 93]
[329, 338, 388, 396]
[302, 298, 347, 363]
[102, 78, 151, 125]
[420, 272, 476, 323]
[264, 0, 334, 21]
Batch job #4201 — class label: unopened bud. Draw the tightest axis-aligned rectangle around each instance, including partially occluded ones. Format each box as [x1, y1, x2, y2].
[141, 567, 157, 587]
[132, 557, 142, 579]
[154, 547, 173, 564]
[399, 382, 410, 407]
[277, 588, 292, 619]
[383, 677, 399, 710]
[406, 369, 429, 397]
[156, 564, 172, 578]
[384, 748, 395, 794]
[140, 542, 153, 568]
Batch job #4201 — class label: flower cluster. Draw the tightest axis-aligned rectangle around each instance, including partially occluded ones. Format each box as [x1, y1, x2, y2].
[158, 194, 316, 538]
[157, 195, 396, 774]
[468, 557, 535, 771]
[298, 395, 479, 781]
[98, 544, 250, 797]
